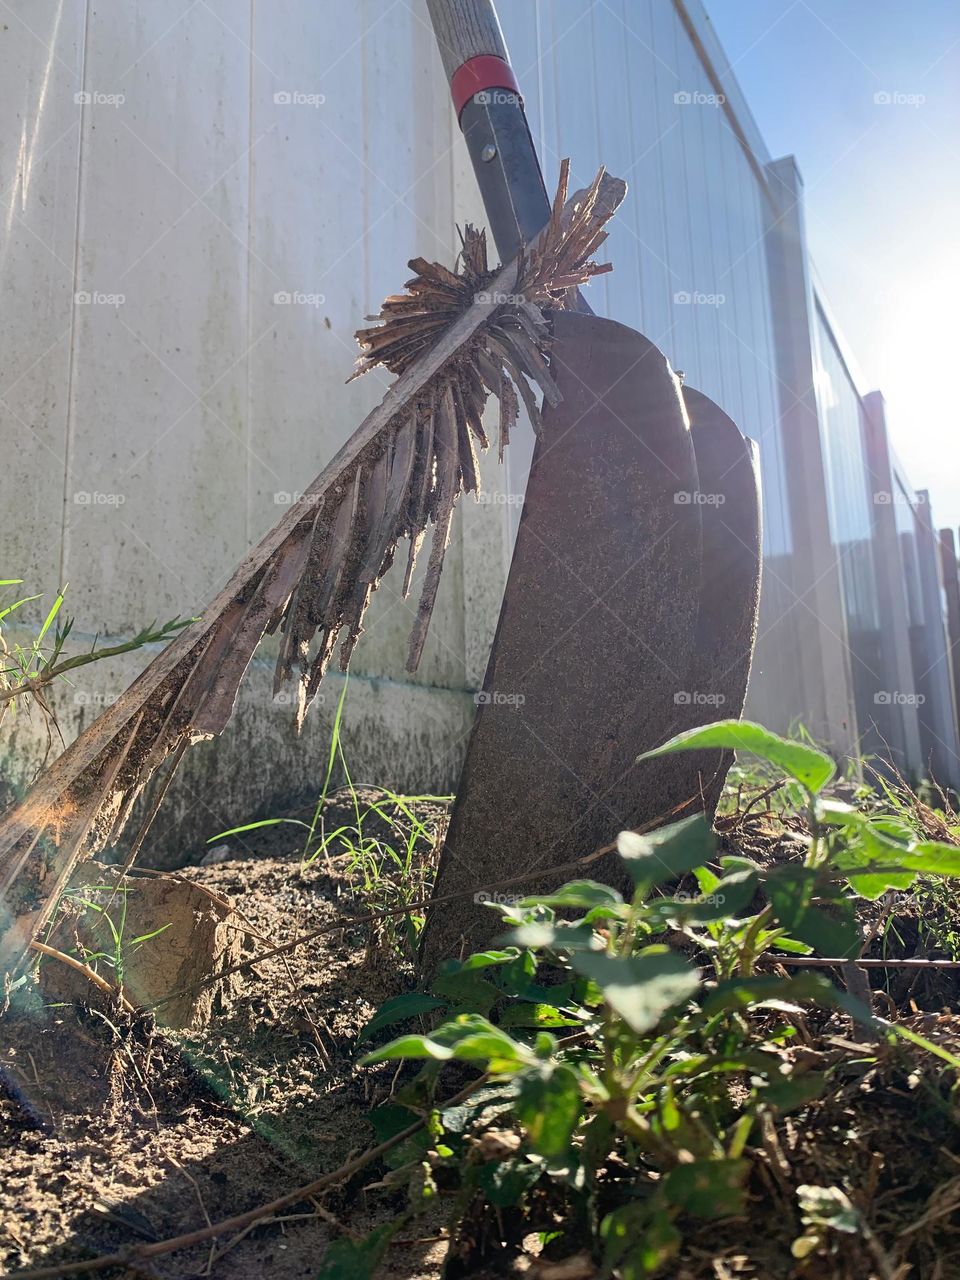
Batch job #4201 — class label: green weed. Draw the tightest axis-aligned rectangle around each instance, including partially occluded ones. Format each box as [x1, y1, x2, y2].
[348, 720, 960, 1277]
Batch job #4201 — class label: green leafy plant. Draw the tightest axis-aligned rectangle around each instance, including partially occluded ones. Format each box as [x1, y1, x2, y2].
[346, 721, 960, 1277]
[52, 884, 171, 992]
[355, 817, 846, 1275]
[0, 576, 190, 731]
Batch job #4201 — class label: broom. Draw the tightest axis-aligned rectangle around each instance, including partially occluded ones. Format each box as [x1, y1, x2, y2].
[0, 166, 625, 983]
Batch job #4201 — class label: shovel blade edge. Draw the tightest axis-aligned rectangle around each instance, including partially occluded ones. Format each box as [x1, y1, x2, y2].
[678, 385, 763, 817]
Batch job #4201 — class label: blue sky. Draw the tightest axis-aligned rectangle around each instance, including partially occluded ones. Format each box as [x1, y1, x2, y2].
[705, 0, 960, 528]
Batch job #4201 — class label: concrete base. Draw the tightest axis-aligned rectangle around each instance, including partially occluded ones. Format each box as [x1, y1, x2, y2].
[0, 639, 474, 871]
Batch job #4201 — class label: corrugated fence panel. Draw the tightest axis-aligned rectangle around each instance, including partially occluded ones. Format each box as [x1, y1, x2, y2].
[63, 0, 251, 632]
[0, 1, 85, 592]
[588, 1, 642, 329]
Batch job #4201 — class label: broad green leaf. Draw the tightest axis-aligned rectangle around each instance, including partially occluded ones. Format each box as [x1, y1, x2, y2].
[787, 902, 860, 958]
[359, 1034, 454, 1064]
[702, 971, 832, 1016]
[638, 719, 835, 794]
[358, 993, 444, 1044]
[476, 1157, 541, 1207]
[570, 948, 700, 1034]
[816, 797, 872, 828]
[602, 1204, 680, 1278]
[900, 841, 960, 877]
[519, 880, 623, 910]
[767, 933, 814, 955]
[617, 814, 716, 890]
[760, 1071, 826, 1111]
[663, 1157, 748, 1218]
[583, 903, 631, 925]
[504, 921, 600, 953]
[368, 1102, 419, 1144]
[833, 823, 917, 900]
[500, 1003, 581, 1029]
[694, 864, 721, 895]
[646, 868, 758, 926]
[440, 1080, 520, 1134]
[316, 1221, 398, 1278]
[516, 1063, 583, 1158]
[720, 854, 762, 876]
[361, 1015, 529, 1070]
[582, 1110, 614, 1170]
[431, 969, 500, 1014]
[702, 972, 870, 1029]
[766, 866, 860, 958]
[456, 949, 522, 971]
[511, 981, 576, 1009]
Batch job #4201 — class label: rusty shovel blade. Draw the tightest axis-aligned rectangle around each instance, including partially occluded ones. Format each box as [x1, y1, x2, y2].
[421, 310, 704, 969]
[419, 313, 763, 971]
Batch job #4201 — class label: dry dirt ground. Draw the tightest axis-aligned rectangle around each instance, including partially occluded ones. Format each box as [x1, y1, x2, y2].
[1, 790, 451, 1280]
[3, 793, 960, 1279]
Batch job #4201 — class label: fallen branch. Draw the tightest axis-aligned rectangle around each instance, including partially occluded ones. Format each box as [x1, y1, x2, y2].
[7, 1078, 485, 1280]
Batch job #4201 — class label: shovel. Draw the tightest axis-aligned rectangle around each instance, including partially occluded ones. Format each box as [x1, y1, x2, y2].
[420, 0, 762, 970]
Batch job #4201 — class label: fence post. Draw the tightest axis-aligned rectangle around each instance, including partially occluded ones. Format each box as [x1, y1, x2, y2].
[763, 155, 859, 761]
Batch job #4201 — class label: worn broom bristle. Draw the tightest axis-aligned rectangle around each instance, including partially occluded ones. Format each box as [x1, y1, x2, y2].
[277, 172, 618, 720]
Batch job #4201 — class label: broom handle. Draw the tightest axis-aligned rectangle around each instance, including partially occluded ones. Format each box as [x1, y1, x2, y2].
[426, 0, 509, 79]
[425, 0, 552, 264]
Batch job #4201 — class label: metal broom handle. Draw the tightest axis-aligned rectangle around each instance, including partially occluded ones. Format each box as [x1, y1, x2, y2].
[424, 0, 552, 264]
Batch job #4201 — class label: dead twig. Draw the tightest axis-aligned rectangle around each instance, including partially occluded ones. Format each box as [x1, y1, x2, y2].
[773, 957, 960, 970]
[28, 940, 135, 1014]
